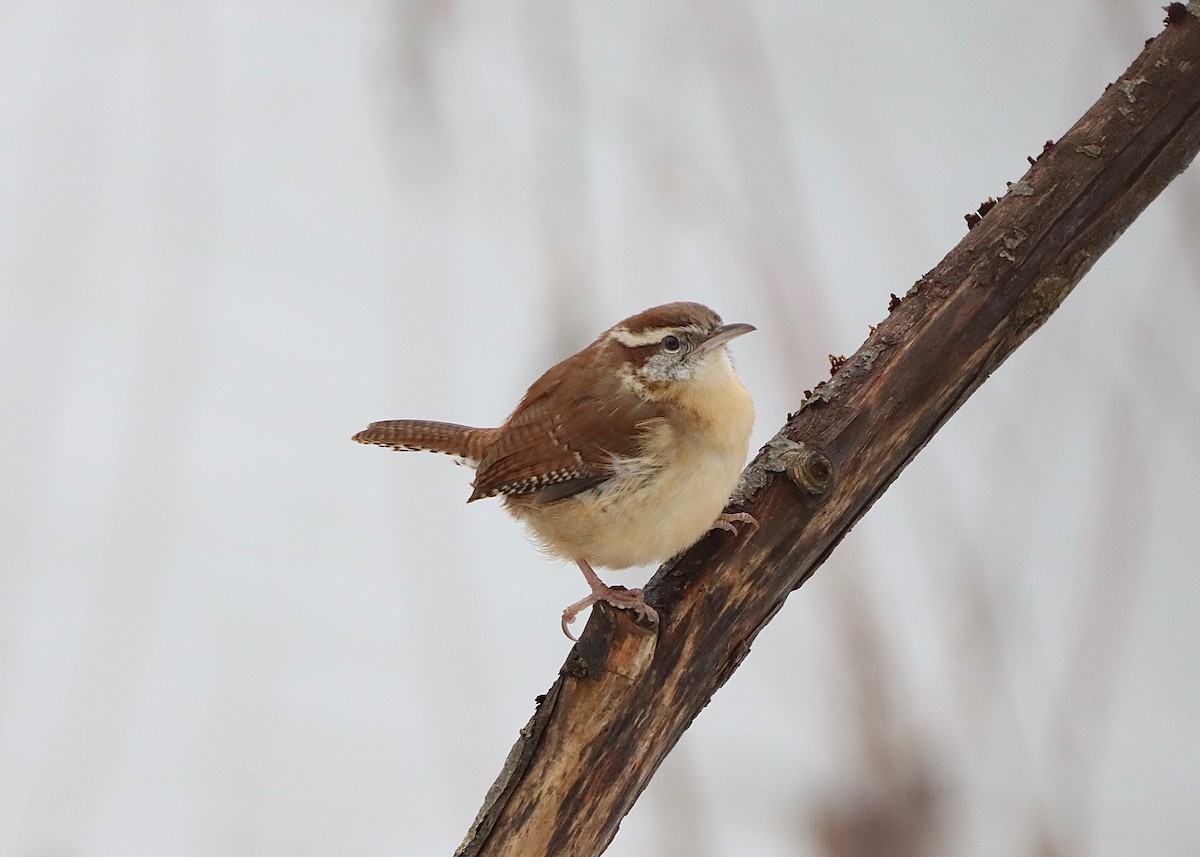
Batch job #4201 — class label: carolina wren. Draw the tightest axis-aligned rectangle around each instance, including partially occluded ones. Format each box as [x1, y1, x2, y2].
[353, 301, 756, 638]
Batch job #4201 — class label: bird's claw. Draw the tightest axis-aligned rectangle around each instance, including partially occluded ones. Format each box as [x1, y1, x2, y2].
[561, 604, 587, 641]
[711, 511, 758, 535]
[560, 587, 658, 641]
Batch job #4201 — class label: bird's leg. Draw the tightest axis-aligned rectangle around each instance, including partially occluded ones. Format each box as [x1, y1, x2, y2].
[560, 559, 659, 641]
[710, 511, 758, 535]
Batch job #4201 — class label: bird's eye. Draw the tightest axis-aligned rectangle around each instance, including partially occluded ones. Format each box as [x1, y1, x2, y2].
[662, 335, 681, 353]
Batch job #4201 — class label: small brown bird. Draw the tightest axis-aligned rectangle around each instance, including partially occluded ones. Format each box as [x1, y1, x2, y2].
[353, 301, 756, 638]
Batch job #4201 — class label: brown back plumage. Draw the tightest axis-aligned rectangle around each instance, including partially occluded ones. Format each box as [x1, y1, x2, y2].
[351, 333, 666, 503]
[468, 341, 666, 501]
[353, 301, 726, 503]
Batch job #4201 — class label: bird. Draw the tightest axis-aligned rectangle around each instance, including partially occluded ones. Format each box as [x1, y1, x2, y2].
[353, 301, 757, 639]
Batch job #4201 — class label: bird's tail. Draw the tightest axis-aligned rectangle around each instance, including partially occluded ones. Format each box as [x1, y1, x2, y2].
[352, 420, 494, 467]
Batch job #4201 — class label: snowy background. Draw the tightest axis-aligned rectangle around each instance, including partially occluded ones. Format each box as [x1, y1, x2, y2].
[2, 2, 1198, 855]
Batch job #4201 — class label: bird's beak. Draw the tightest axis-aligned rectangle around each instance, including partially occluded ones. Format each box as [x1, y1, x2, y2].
[695, 322, 756, 356]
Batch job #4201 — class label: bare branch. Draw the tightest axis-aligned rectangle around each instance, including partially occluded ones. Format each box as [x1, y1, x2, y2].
[457, 11, 1200, 857]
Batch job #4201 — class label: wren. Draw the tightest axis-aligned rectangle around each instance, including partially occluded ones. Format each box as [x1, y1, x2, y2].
[353, 302, 756, 638]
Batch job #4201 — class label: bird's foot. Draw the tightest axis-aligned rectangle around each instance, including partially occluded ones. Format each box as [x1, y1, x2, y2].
[561, 566, 659, 641]
[710, 511, 758, 535]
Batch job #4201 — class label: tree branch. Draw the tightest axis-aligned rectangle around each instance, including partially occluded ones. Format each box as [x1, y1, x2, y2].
[456, 9, 1200, 856]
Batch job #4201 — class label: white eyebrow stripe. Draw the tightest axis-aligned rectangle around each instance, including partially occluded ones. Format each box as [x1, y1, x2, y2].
[609, 325, 704, 347]
[609, 328, 668, 347]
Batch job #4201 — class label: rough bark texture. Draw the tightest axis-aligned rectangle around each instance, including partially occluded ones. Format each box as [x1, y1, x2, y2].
[456, 10, 1200, 857]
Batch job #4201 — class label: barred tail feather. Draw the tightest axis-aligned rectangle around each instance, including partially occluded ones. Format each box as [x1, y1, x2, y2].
[352, 419, 492, 465]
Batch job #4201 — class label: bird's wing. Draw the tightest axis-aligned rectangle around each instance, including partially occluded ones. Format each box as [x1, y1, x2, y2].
[468, 349, 664, 502]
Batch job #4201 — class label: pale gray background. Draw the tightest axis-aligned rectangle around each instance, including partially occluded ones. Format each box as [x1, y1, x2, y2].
[1, 2, 1198, 856]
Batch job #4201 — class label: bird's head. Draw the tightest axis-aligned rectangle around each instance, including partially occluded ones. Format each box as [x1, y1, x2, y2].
[606, 301, 755, 397]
